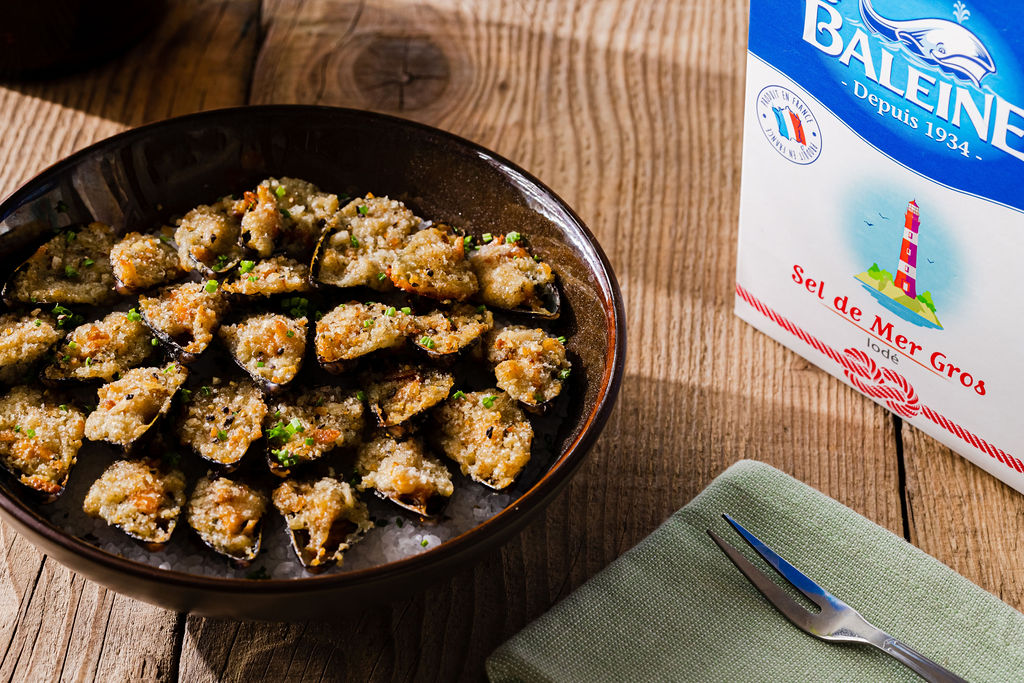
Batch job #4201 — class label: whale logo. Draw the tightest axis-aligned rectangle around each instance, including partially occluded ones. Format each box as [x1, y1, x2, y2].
[859, 0, 996, 86]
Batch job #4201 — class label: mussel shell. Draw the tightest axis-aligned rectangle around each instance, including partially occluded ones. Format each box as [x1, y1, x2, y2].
[0, 260, 31, 307]
[285, 517, 361, 572]
[410, 335, 481, 366]
[186, 249, 242, 279]
[116, 517, 178, 552]
[308, 224, 333, 287]
[228, 352, 290, 395]
[2, 467, 70, 504]
[372, 488, 449, 518]
[139, 308, 205, 364]
[368, 405, 420, 439]
[509, 279, 561, 320]
[193, 520, 262, 568]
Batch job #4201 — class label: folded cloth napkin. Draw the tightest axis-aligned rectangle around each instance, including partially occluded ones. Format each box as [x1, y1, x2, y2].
[487, 460, 1024, 682]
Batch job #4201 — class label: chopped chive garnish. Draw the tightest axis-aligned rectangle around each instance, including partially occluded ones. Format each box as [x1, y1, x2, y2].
[286, 330, 295, 337]
[58, 404, 67, 412]
[65, 231, 76, 243]
[482, 233, 493, 243]
[25, 428, 35, 438]
[481, 395, 496, 409]
[274, 185, 286, 198]
[356, 390, 366, 402]
[127, 308, 142, 322]
[350, 235, 359, 248]
[314, 398, 324, 407]
[204, 280, 218, 293]
[181, 389, 192, 403]
[289, 418, 304, 432]
[476, 304, 487, 313]
[239, 260, 255, 274]
[256, 361, 266, 367]
[64, 265, 78, 278]
[56, 200, 68, 213]
[400, 306, 411, 315]
[248, 275, 257, 282]
[150, 338, 159, 346]
[304, 437, 314, 446]
[201, 385, 212, 396]
[556, 335, 567, 344]
[559, 368, 571, 380]
[385, 306, 396, 317]
[84, 356, 92, 367]
[357, 205, 369, 216]
[159, 234, 171, 244]
[506, 231, 521, 243]
[33, 320, 41, 327]
[420, 336, 435, 349]
[83, 258, 95, 267]
[463, 235, 473, 247]
[377, 272, 387, 281]
[362, 319, 373, 328]
[280, 208, 291, 218]
[217, 429, 228, 441]
[452, 390, 466, 400]
[534, 254, 542, 261]
[420, 539, 429, 547]
[13, 426, 20, 432]
[67, 341, 78, 349]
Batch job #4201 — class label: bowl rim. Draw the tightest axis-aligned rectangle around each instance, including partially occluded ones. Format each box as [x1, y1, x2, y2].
[0, 104, 626, 593]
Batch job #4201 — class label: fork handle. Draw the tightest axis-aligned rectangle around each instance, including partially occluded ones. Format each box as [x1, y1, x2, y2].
[870, 633, 969, 683]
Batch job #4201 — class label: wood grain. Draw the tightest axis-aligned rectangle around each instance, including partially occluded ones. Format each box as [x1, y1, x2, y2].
[0, 0, 1019, 681]
[0, 1, 258, 680]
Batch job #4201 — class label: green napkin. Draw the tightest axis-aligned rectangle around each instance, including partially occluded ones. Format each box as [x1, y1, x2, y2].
[487, 460, 1024, 682]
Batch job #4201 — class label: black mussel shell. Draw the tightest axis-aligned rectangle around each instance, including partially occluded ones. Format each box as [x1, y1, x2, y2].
[193, 520, 262, 568]
[286, 517, 360, 572]
[140, 308, 206, 364]
[510, 279, 561, 320]
[372, 488, 449, 519]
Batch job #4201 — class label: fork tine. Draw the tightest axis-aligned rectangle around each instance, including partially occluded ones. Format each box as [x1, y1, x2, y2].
[707, 529, 823, 634]
[722, 514, 846, 613]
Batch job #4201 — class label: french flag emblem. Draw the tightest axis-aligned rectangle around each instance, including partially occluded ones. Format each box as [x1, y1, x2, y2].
[771, 106, 807, 145]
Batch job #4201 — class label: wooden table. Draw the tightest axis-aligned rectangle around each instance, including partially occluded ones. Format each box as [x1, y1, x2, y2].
[1, 1, 1020, 680]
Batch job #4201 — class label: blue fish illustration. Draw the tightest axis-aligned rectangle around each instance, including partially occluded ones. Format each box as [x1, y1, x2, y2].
[859, 0, 996, 86]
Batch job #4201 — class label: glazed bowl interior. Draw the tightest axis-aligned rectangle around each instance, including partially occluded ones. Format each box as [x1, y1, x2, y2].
[0, 106, 624, 617]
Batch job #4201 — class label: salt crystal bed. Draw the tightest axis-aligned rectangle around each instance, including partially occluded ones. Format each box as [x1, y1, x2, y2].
[34, 443, 514, 579]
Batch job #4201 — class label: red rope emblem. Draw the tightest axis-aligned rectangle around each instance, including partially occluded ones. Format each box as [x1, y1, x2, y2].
[736, 282, 1023, 475]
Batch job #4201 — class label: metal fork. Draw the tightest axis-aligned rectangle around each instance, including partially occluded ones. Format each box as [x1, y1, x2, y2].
[707, 514, 968, 683]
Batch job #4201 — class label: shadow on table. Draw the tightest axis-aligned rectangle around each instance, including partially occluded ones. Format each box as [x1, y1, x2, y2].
[178, 363, 898, 682]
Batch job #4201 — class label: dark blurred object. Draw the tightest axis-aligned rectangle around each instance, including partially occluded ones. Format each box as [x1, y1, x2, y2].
[0, 1, 165, 79]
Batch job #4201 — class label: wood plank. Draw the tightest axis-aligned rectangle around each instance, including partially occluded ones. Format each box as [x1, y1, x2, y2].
[0, 1, 259, 680]
[902, 424, 1024, 609]
[181, 0, 904, 680]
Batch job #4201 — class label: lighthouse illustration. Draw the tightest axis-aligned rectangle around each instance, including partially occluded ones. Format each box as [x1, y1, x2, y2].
[893, 200, 920, 297]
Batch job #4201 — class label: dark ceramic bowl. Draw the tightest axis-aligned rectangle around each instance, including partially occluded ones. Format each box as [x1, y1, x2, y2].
[0, 106, 625, 619]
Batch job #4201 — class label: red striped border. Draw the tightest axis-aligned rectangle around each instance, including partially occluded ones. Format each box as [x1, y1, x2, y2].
[736, 282, 1023, 475]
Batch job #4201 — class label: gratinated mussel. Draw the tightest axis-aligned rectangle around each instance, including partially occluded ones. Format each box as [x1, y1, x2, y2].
[3, 222, 119, 307]
[84, 364, 188, 449]
[139, 281, 229, 362]
[235, 178, 338, 260]
[177, 380, 266, 472]
[186, 475, 266, 567]
[0, 386, 85, 502]
[363, 364, 453, 437]
[432, 389, 533, 491]
[219, 313, 307, 393]
[174, 197, 244, 276]
[43, 310, 155, 384]
[409, 303, 493, 363]
[356, 434, 453, 517]
[263, 385, 364, 477]
[0, 312, 64, 384]
[314, 302, 409, 374]
[467, 235, 560, 319]
[83, 459, 186, 551]
[109, 231, 185, 295]
[310, 194, 419, 291]
[485, 325, 571, 414]
[387, 226, 478, 301]
[222, 256, 311, 297]
[271, 476, 372, 571]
